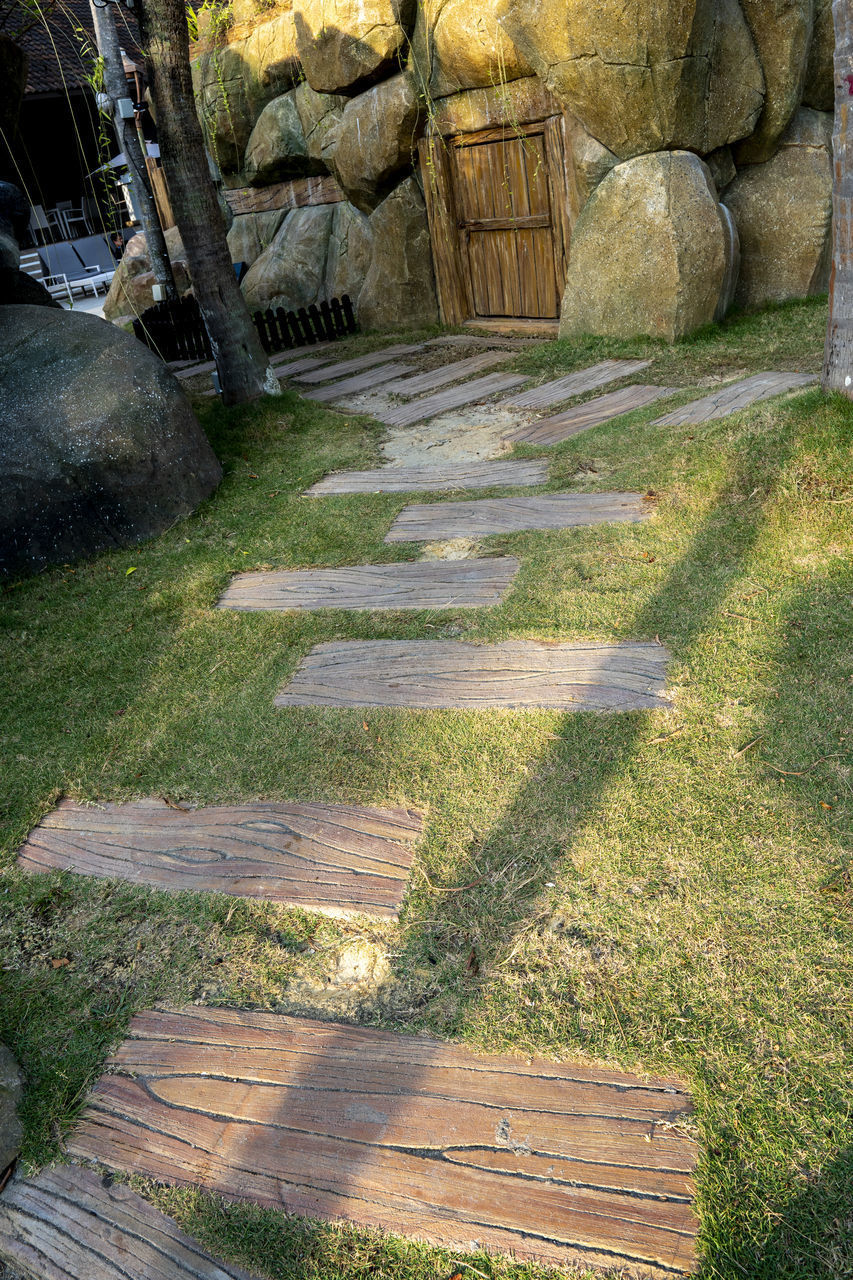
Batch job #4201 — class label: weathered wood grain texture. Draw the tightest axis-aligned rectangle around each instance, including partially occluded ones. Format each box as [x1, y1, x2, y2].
[224, 175, 344, 216]
[295, 345, 428, 385]
[270, 351, 333, 377]
[174, 358, 216, 380]
[652, 373, 817, 426]
[217, 558, 520, 612]
[0, 1165, 262, 1280]
[506, 386, 681, 445]
[501, 360, 652, 409]
[18, 799, 422, 920]
[303, 363, 417, 402]
[305, 460, 549, 495]
[274, 640, 670, 710]
[384, 492, 650, 542]
[69, 1008, 698, 1275]
[377, 372, 529, 427]
[379, 351, 516, 397]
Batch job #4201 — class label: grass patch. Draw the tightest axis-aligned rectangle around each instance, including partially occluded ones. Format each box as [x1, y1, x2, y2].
[1, 298, 851, 1279]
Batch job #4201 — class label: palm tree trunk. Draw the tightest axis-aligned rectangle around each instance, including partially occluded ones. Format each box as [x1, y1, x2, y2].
[137, 0, 274, 404]
[823, 0, 853, 395]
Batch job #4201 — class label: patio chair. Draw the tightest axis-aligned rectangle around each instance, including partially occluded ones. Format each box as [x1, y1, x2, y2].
[54, 200, 89, 239]
[20, 249, 73, 303]
[27, 204, 60, 246]
[71, 234, 116, 290]
[39, 243, 100, 298]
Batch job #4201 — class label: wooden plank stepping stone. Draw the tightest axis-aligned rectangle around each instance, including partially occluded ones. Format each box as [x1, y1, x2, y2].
[303, 362, 417, 402]
[384, 492, 649, 542]
[274, 639, 669, 710]
[501, 359, 652, 410]
[269, 351, 334, 378]
[379, 350, 516, 397]
[507, 384, 681, 445]
[18, 798, 422, 920]
[174, 359, 216, 381]
[306, 459, 549, 494]
[0, 1165, 262, 1280]
[377, 372, 529, 428]
[652, 371, 817, 426]
[294, 344, 427, 384]
[218, 557, 520, 612]
[69, 1007, 699, 1275]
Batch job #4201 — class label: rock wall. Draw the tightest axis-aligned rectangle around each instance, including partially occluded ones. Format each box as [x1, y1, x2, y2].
[181, 0, 835, 339]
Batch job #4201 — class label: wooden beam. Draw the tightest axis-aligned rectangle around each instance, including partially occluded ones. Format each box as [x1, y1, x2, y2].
[224, 175, 345, 217]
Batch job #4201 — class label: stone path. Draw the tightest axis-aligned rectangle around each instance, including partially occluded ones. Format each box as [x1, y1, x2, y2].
[379, 351, 516, 397]
[274, 640, 670, 711]
[501, 359, 652, 410]
[217, 558, 520, 612]
[507, 384, 681, 445]
[294, 344, 428, 385]
[305, 459, 548, 494]
[0, 1166, 263, 1280]
[377, 372, 529, 428]
[68, 1008, 698, 1276]
[384, 492, 649, 542]
[652, 371, 817, 426]
[304, 362, 417, 402]
[18, 798, 422, 920]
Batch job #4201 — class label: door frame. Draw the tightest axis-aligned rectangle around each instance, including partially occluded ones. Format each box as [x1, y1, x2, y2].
[419, 114, 574, 326]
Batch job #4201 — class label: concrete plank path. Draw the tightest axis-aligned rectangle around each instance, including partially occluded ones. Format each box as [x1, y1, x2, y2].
[384, 492, 649, 542]
[294, 344, 429, 384]
[501, 360, 652, 410]
[376, 372, 529, 427]
[653, 372, 817, 426]
[305, 459, 549, 494]
[303, 363, 417, 402]
[507, 385, 681, 445]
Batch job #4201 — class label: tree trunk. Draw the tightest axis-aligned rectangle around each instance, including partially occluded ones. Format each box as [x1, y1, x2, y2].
[89, 0, 177, 303]
[137, 0, 274, 404]
[823, 1, 853, 394]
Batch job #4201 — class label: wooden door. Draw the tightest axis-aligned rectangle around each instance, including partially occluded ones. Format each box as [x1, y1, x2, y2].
[452, 129, 559, 318]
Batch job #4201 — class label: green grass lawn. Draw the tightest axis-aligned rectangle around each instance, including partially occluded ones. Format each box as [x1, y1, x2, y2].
[1, 297, 851, 1279]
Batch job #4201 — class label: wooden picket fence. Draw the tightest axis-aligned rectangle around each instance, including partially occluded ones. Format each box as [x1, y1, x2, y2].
[133, 294, 356, 363]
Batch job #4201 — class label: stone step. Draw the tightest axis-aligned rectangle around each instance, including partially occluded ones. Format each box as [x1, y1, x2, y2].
[652, 371, 817, 425]
[218, 557, 520, 612]
[377, 372, 530, 427]
[68, 1007, 698, 1276]
[379, 351, 517, 397]
[0, 1166, 262, 1280]
[305, 459, 548, 494]
[384, 492, 649, 542]
[274, 639, 670, 710]
[303, 362, 417, 402]
[18, 798, 422, 920]
[294, 343, 429, 385]
[507, 384, 681, 445]
[501, 360, 652, 410]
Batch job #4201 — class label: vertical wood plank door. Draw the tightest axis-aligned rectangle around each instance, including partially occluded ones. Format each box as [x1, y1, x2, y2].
[452, 129, 560, 320]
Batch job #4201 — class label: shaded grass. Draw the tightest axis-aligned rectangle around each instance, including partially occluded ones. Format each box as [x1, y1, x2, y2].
[0, 298, 852, 1279]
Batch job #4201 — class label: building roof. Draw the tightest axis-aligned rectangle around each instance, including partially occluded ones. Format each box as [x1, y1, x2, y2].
[19, 0, 140, 96]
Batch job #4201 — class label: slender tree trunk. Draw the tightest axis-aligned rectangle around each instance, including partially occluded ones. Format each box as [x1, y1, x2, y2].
[137, 0, 274, 404]
[89, 0, 177, 302]
[823, 0, 853, 394]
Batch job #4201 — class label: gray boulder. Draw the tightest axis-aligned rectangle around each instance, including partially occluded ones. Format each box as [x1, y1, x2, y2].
[227, 210, 289, 267]
[736, 0, 814, 163]
[243, 92, 322, 185]
[0, 307, 222, 579]
[357, 176, 439, 329]
[0, 1046, 22, 1173]
[333, 74, 423, 212]
[241, 205, 336, 312]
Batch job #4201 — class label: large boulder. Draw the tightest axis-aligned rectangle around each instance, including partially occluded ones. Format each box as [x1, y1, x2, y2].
[411, 0, 532, 99]
[735, 0, 814, 163]
[227, 209, 289, 266]
[0, 307, 222, 579]
[102, 226, 191, 325]
[292, 82, 348, 169]
[241, 204, 336, 311]
[803, 0, 834, 111]
[327, 202, 374, 300]
[293, 0, 415, 94]
[191, 10, 301, 177]
[495, 0, 765, 160]
[357, 176, 439, 329]
[560, 151, 739, 342]
[726, 107, 832, 307]
[333, 74, 423, 212]
[0, 1046, 22, 1173]
[243, 91, 320, 184]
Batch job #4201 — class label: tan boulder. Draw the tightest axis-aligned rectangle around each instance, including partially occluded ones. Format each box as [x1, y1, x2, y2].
[495, 0, 764, 160]
[191, 10, 300, 176]
[428, 75, 557, 134]
[293, 0, 414, 94]
[357, 176, 439, 328]
[560, 151, 739, 342]
[333, 74, 423, 212]
[241, 204, 335, 311]
[244, 92, 322, 184]
[803, 0, 834, 111]
[102, 227, 191, 323]
[227, 209, 289, 266]
[726, 107, 832, 308]
[410, 0, 532, 100]
[292, 81, 347, 170]
[736, 0, 814, 163]
[326, 202, 374, 300]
